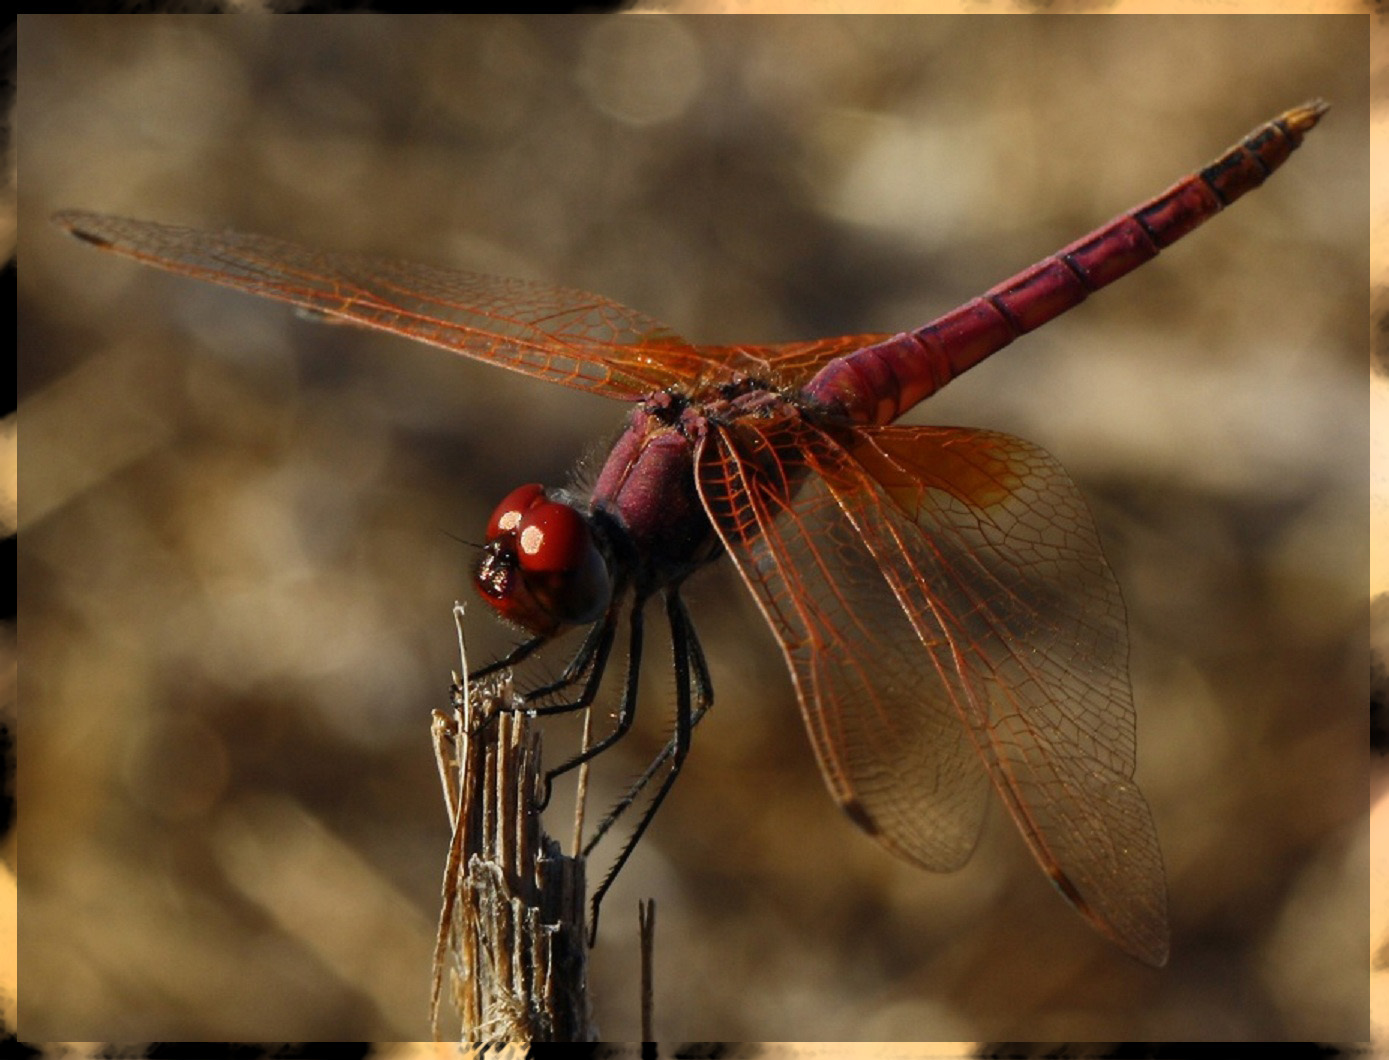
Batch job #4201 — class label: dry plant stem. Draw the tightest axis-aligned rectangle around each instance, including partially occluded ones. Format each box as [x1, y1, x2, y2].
[639, 899, 655, 1043]
[432, 608, 595, 1043]
[572, 707, 592, 858]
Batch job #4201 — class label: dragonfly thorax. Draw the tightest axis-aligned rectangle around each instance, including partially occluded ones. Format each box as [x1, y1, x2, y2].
[474, 483, 612, 637]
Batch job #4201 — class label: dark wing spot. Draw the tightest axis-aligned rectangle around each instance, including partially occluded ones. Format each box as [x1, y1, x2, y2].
[840, 797, 880, 837]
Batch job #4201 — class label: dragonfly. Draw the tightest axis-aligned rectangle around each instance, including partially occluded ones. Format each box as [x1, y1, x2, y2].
[53, 101, 1327, 968]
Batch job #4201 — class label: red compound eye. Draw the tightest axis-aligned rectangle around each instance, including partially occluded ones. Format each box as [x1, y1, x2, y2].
[476, 485, 612, 636]
[514, 500, 592, 574]
[486, 483, 547, 541]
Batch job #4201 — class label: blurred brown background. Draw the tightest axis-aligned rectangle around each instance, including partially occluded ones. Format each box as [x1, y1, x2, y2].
[18, 15, 1368, 1044]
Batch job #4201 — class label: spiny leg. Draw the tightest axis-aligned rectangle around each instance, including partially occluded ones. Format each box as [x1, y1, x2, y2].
[473, 605, 617, 731]
[468, 633, 546, 681]
[535, 593, 647, 810]
[584, 591, 713, 856]
[466, 605, 621, 811]
[469, 567, 627, 700]
[520, 606, 620, 714]
[586, 589, 701, 945]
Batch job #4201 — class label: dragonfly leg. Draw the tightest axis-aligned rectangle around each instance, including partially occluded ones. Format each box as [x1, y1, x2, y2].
[463, 610, 620, 809]
[471, 608, 617, 728]
[583, 591, 714, 856]
[520, 608, 619, 709]
[467, 633, 547, 681]
[533, 595, 646, 810]
[586, 589, 706, 945]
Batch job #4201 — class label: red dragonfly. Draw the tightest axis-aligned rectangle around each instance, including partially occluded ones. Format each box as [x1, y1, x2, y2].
[54, 101, 1326, 968]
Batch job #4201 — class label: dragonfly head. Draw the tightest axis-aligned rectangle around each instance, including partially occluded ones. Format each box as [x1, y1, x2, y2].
[474, 483, 612, 638]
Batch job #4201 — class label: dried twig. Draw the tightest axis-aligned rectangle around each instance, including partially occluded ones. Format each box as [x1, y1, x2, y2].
[639, 898, 656, 1044]
[431, 605, 596, 1043]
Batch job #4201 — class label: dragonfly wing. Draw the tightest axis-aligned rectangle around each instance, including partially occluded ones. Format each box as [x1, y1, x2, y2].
[697, 415, 1168, 966]
[54, 210, 721, 399]
[701, 334, 895, 388]
[695, 414, 990, 873]
[834, 424, 1168, 966]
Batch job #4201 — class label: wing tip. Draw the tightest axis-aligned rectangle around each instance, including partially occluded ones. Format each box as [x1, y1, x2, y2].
[52, 210, 114, 248]
[1045, 864, 1170, 967]
[840, 797, 881, 838]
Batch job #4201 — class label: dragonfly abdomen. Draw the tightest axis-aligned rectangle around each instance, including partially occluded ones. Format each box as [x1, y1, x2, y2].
[801, 100, 1328, 427]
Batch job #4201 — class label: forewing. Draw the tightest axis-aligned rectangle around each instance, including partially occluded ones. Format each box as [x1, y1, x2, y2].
[695, 413, 990, 873]
[701, 334, 894, 388]
[831, 424, 1168, 966]
[54, 210, 724, 399]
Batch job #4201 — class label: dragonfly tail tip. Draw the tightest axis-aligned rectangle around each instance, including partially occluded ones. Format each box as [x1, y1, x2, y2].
[1287, 98, 1330, 134]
